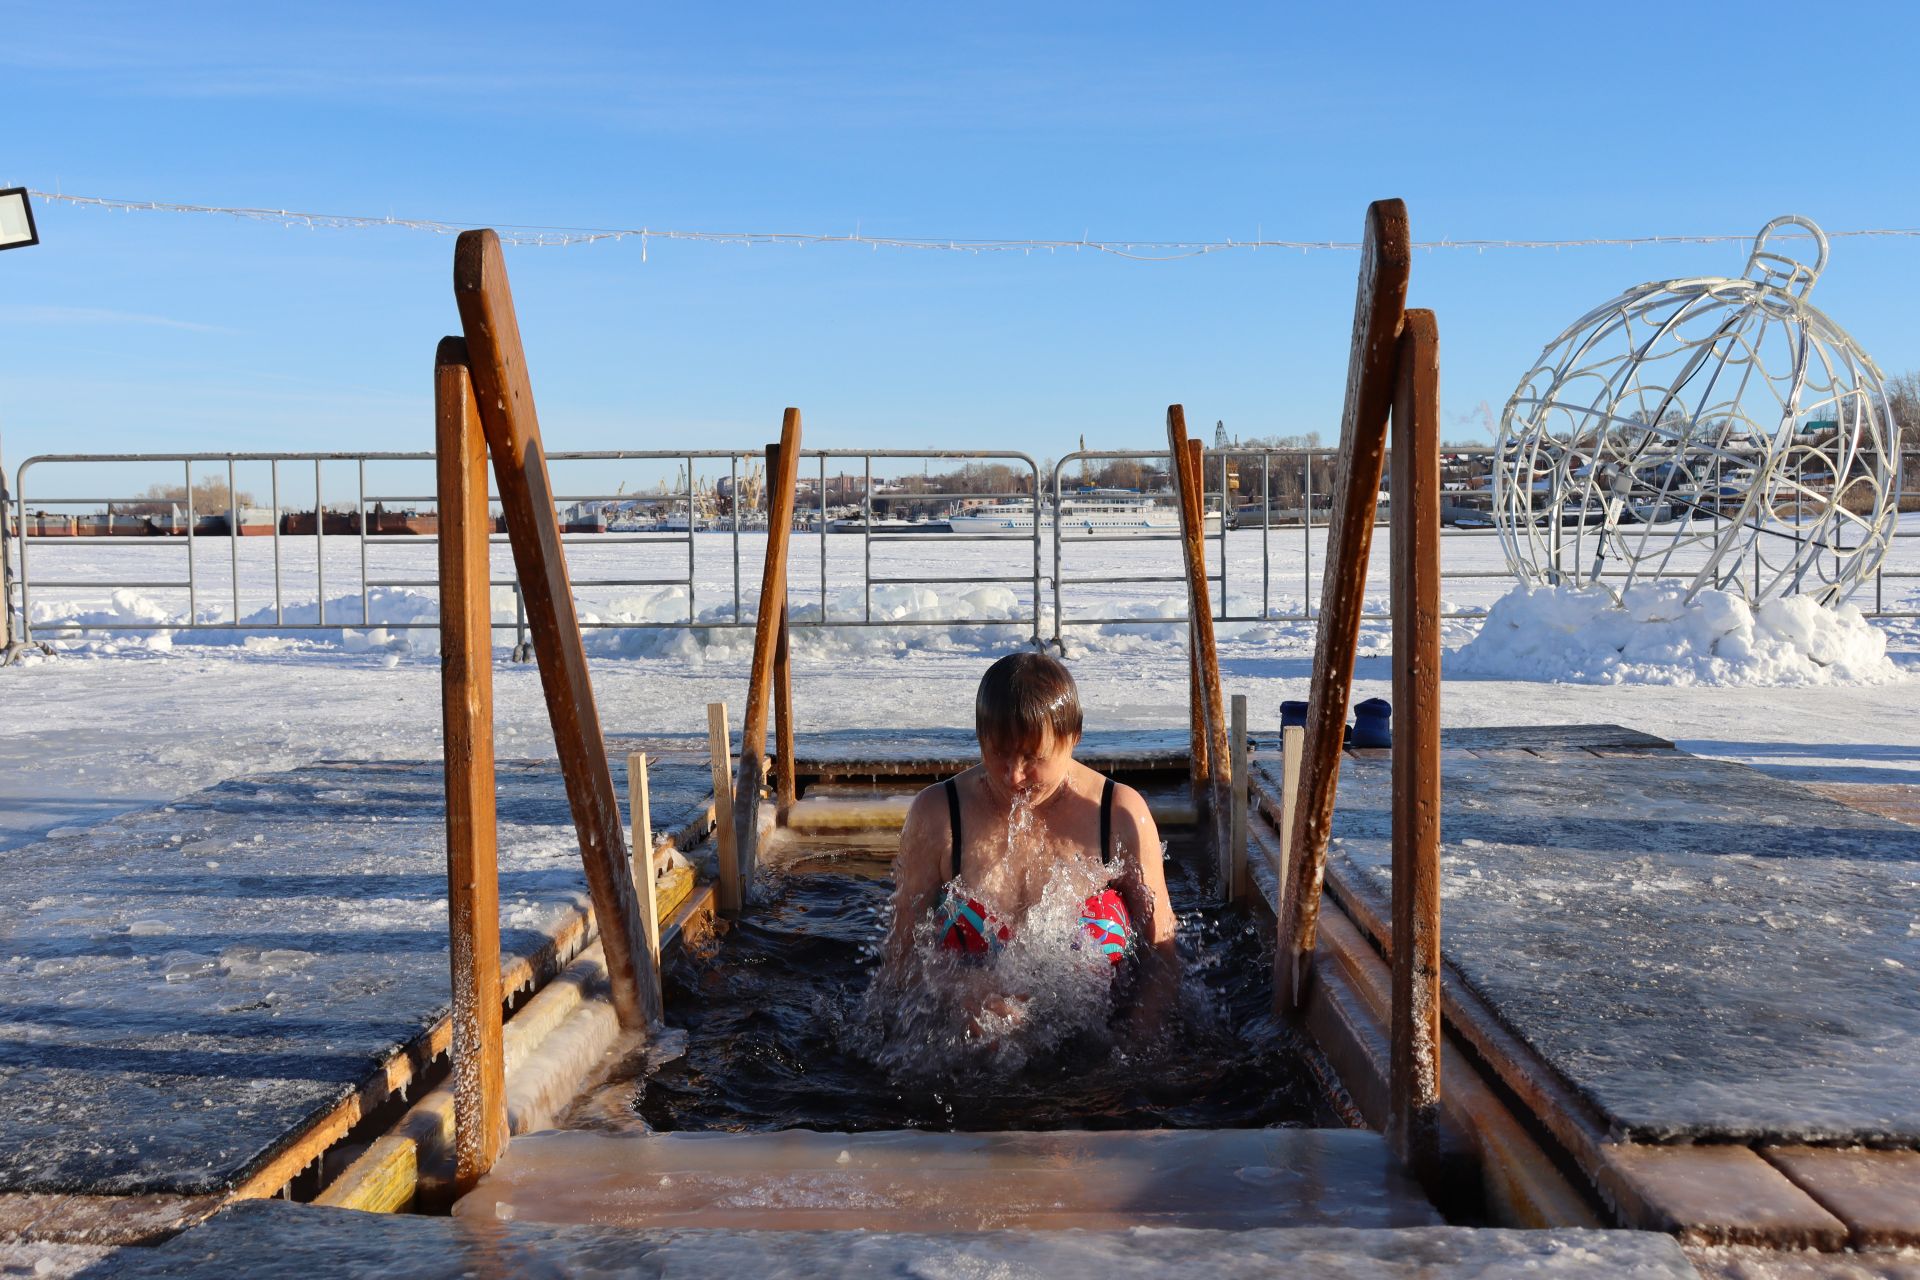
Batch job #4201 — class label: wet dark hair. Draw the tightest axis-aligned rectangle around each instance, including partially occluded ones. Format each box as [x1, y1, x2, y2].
[974, 651, 1082, 756]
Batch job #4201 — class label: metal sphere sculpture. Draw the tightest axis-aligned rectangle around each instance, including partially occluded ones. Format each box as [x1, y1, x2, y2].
[1494, 216, 1901, 607]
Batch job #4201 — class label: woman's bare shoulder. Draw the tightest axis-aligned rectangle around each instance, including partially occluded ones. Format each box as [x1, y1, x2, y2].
[1097, 775, 1155, 823]
[1105, 778, 1160, 849]
[908, 768, 979, 817]
[903, 771, 974, 850]
[905, 781, 945, 827]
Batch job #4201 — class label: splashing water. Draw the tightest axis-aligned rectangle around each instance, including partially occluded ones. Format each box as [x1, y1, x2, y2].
[600, 842, 1341, 1134]
[850, 789, 1157, 1079]
[858, 863, 1123, 1079]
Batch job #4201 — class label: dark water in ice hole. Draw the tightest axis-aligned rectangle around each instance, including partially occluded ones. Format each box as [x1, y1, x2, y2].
[598, 847, 1346, 1134]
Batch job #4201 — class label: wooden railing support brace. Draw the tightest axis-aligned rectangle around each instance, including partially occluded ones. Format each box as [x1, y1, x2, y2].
[1168, 412, 1231, 888]
[1277, 199, 1411, 1014]
[735, 412, 804, 893]
[452, 229, 660, 1033]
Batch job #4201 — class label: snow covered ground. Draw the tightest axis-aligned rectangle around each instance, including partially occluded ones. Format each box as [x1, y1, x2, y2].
[5, 524, 1919, 852]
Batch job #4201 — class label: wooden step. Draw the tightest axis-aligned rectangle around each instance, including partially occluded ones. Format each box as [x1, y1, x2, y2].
[785, 788, 1199, 836]
[453, 1128, 1440, 1233]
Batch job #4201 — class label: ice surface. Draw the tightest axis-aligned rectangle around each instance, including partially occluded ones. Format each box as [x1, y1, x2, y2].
[85, 1198, 1699, 1278]
[0, 1241, 115, 1279]
[0, 756, 711, 1195]
[1323, 747, 1920, 1143]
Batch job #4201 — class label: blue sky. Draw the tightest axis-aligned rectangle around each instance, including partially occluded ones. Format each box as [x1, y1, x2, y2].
[3, 0, 1916, 490]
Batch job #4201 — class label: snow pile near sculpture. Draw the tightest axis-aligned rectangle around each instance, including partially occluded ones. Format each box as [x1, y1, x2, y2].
[1452, 583, 1903, 686]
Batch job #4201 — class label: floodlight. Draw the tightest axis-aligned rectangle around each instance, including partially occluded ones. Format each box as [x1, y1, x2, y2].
[0, 189, 38, 251]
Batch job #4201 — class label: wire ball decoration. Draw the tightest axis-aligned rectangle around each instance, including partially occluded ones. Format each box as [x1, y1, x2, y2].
[1493, 216, 1902, 608]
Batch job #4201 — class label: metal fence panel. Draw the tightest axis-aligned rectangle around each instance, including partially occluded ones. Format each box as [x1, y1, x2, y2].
[6, 446, 1915, 654]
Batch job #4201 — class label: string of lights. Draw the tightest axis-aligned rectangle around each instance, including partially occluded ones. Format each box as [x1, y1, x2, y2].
[27, 189, 1920, 262]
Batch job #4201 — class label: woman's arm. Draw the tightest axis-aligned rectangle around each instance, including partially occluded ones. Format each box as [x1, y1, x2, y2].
[1112, 783, 1179, 1032]
[882, 784, 949, 978]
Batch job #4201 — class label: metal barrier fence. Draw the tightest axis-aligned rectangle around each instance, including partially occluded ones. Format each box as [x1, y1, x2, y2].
[1049, 447, 1920, 641]
[6, 446, 1917, 653]
[6, 450, 1046, 650]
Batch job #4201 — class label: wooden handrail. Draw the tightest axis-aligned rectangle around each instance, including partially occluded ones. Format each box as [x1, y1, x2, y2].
[1389, 309, 1443, 1173]
[452, 229, 661, 1033]
[1277, 199, 1410, 1014]
[434, 337, 507, 1192]
[734, 413, 804, 897]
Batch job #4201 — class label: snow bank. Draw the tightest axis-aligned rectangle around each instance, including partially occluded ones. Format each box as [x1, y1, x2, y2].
[579, 583, 1035, 663]
[1451, 584, 1904, 686]
[24, 570, 1903, 689]
[27, 586, 489, 659]
[28, 582, 1043, 662]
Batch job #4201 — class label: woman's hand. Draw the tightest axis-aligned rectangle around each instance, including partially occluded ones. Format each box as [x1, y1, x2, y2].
[963, 990, 1030, 1043]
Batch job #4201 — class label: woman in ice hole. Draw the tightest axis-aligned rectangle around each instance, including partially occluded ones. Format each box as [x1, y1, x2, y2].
[885, 651, 1180, 1037]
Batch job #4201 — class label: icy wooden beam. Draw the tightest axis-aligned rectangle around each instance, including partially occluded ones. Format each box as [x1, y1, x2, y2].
[735, 413, 804, 892]
[629, 751, 663, 1013]
[707, 701, 742, 914]
[773, 601, 796, 815]
[434, 337, 508, 1193]
[1229, 694, 1250, 904]
[1388, 309, 1442, 1175]
[1277, 198, 1410, 1015]
[452, 228, 660, 1033]
[1276, 724, 1303, 898]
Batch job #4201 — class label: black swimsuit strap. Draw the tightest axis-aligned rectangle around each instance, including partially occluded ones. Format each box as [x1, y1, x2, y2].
[945, 778, 963, 880]
[1099, 777, 1115, 865]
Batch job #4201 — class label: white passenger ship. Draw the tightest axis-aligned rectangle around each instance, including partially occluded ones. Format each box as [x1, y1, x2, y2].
[947, 489, 1224, 537]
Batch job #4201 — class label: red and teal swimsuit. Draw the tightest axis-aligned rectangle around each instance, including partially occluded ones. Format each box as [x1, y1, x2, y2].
[935, 776, 1134, 964]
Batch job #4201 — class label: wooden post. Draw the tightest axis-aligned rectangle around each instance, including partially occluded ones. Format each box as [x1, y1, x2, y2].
[1168, 413, 1231, 883]
[707, 702, 742, 915]
[1277, 724, 1304, 895]
[435, 337, 507, 1193]
[735, 414, 804, 892]
[773, 601, 796, 815]
[1183, 442, 1210, 801]
[1186, 640, 1208, 801]
[628, 751, 664, 1013]
[1229, 694, 1250, 904]
[1188, 436, 1230, 828]
[1389, 309, 1443, 1173]
[453, 229, 660, 1033]
[1277, 199, 1410, 1016]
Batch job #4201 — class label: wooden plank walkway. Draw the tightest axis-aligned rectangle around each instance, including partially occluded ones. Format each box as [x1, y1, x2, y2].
[1315, 740, 1920, 1145]
[1250, 724, 1920, 1248]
